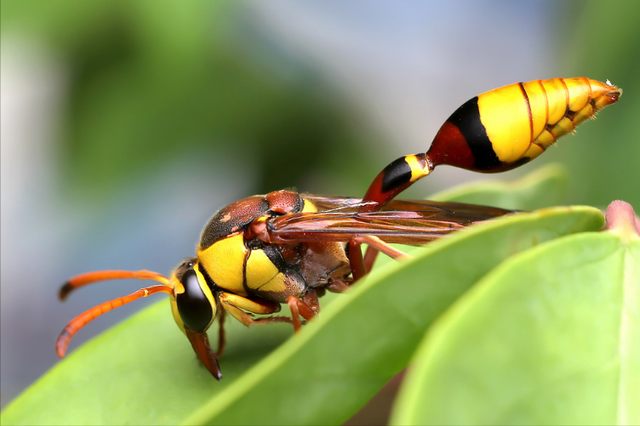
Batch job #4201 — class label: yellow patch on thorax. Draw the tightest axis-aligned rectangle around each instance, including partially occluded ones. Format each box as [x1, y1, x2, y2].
[197, 233, 248, 296]
[245, 249, 285, 293]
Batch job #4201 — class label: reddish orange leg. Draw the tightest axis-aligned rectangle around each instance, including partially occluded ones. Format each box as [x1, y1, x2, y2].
[354, 235, 410, 261]
[302, 289, 320, 314]
[56, 285, 173, 357]
[363, 246, 380, 272]
[348, 240, 366, 281]
[286, 295, 317, 332]
[347, 235, 410, 285]
[219, 290, 318, 334]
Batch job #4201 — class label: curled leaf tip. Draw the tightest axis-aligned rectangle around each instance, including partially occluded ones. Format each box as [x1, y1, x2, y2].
[604, 200, 640, 239]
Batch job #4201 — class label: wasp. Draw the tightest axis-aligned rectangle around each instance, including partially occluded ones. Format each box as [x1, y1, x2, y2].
[56, 78, 621, 380]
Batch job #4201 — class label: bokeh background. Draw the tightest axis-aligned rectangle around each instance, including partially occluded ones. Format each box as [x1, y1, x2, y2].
[2, 0, 639, 417]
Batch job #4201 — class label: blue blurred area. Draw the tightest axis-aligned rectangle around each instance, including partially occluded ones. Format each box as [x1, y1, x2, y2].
[2, 0, 638, 411]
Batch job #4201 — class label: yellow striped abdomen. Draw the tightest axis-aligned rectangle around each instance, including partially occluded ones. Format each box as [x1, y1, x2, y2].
[427, 77, 621, 173]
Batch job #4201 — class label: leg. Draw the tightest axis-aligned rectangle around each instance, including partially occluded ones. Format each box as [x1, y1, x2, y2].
[302, 288, 321, 314]
[348, 240, 366, 281]
[346, 235, 411, 286]
[363, 246, 379, 272]
[286, 294, 318, 332]
[218, 292, 294, 327]
[353, 235, 410, 261]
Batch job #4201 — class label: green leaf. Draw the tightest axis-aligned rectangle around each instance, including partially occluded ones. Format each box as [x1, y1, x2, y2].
[0, 207, 603, 425]
[391, 207, 640, 425]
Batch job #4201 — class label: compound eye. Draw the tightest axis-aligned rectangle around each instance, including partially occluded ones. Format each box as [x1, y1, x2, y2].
[176, 269, 214, 333]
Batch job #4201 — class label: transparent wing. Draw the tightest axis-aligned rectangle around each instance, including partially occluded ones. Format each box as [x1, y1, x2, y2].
[269, 196, 515, 244]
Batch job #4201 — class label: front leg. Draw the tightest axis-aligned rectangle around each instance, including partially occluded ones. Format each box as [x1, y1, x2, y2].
[218, 292, 293, 327]
[219, 290, 320, 334]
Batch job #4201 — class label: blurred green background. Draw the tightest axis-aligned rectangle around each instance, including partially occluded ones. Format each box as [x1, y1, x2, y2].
[2, 0, 638, 415]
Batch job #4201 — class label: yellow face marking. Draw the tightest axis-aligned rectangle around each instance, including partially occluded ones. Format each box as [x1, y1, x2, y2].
[477, 83, 531, 164]
[245, 249, 281, 291]
[173, 279, 185, 295]
[170, 298, 185, 334]
[169, 265, 218, 334]
[405, 154, 429, 182]
[169, 275, 185, 333]
[197, 234, 248, 295]
[194, 263, 217, 324]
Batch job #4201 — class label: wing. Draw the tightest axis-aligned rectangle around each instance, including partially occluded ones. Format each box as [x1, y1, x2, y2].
[268, 196, 515, 244]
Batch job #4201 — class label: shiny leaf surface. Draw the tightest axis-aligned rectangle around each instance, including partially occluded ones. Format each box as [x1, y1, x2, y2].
[392, 203, 639, 425]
